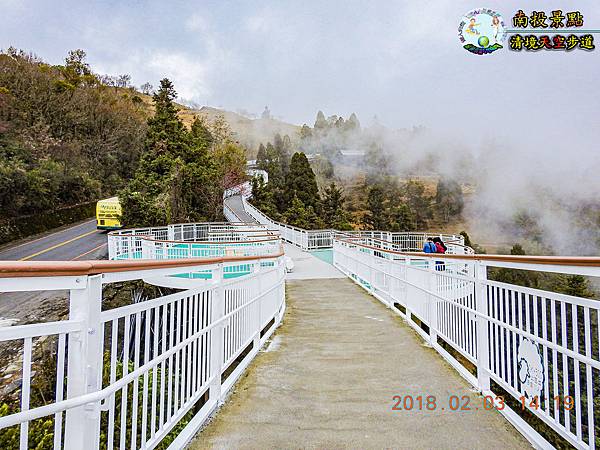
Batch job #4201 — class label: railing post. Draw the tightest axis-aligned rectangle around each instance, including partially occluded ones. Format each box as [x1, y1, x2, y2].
[210, 263, 225, 403]
[254, 262, 262, 348]
[475, 260, 490, 391]
[427, 259, 438, 345]
[107, 234, 115, 260]
[64, 274, 103, 450]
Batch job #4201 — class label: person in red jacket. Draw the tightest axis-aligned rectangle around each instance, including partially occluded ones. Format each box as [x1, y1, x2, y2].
[433, 237, 446, 254]
[432, 237, 447, 270]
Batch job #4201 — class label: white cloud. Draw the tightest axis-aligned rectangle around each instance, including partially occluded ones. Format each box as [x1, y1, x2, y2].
[146, 51, 211, 100]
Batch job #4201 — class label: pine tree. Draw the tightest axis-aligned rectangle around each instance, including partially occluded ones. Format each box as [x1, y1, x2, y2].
[120, 79, 246, 227]
[300, 124, 312, 140]
[322, 182, 352, 230]
[286, 152, 320, 212]
[402, 179, 433, 229]
[345, 113, 361, 131]
[283, 195, 323, 229]
[436, 178, 464, 222]
[314, 110, 327, 130]
[388, 204, 415, 232]
[256, 143, 267, 168]
[364, 185, 388, 230]
[559, 275, 593, 298]
[250, 177, 279, 219]
[144, 78, 188, 163]
[273, 133, 291, 174]
[189, 116, 213, 153]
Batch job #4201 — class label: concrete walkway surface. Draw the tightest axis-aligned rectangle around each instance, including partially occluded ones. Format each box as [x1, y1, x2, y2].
[284, 244, 344, 280]
[190, 278, 528, 449]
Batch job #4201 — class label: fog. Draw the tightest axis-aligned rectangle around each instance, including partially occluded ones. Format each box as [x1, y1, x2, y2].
[304, 119, 599, 255]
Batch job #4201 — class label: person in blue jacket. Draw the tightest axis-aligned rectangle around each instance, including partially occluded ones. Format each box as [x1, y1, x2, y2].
[423, 237, 437, 253]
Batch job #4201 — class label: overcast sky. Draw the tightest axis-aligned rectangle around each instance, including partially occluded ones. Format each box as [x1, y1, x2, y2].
[1, 0, 599, 156]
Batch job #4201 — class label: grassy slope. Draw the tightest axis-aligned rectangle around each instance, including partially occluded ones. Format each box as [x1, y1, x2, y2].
[134, 92, 299, 155]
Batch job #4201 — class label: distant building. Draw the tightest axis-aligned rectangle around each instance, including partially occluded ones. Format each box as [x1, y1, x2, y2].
[339, 149, 365, 158]
[339, 149, 365, 163]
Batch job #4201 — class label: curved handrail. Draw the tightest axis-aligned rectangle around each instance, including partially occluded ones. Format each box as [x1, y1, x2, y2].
[148, 235, 279, 245]
[335, 236, 600, 267]
[108, 218, 282, 261]
[0, 248, 285, 278]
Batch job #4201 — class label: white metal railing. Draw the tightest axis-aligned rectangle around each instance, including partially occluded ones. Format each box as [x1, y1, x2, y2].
[240, 196, 465, 252]
[108, 221, 279, 261]
[333, 235, 600, 449]
[0, 254, 285, 450]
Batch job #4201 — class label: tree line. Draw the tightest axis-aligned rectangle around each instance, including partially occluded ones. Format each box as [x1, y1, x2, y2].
[0, 48, 147, 220]
[0, 47, 246, 230]
[251, 135, 352, 230]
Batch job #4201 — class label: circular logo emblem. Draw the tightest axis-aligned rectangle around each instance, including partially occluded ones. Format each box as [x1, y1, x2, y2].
[458, 8, 506, 54]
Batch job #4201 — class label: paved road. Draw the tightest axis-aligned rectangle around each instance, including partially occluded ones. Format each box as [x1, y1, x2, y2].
[0, 218, 109, 325]
[0, 218, 108, 261]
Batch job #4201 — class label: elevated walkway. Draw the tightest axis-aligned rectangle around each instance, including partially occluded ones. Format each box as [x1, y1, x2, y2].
[223, 195, 256, 223]
[191, 277, 528, 449]
[2, 193, 596, 449]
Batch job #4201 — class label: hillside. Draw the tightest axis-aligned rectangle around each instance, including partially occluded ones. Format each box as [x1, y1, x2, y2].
[134, 93, 299, 155]
[192, 107, 300, 155]
[0, 49, 147, 220]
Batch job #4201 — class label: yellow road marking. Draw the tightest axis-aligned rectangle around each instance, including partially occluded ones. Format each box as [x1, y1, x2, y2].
[20, 230, 99, 261]
[5, 218, 96, 251]
[71, 243, 107, 261]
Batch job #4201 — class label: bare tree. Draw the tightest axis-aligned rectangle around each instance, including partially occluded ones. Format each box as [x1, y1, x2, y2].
[140, 82, 153, 95]
[117, 74, 131, 88]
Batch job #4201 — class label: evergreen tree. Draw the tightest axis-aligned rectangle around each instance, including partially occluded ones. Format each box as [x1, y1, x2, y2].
[124, 78, 190, 224]
[143, 78, 188, 164]
[364, 185, 388, 230]
[556, 275, 593, 298]
[283, 195, 323, 229]
[322, 182, 352, 230]
[120, 79, 246, 227]
[459, 230, 473, 247]
[273, 133, 291, 174]
[345, 113, 361, 131]
[189, 116, 213, 153]
[250, 177, 279, 219]
[281, 135, 293, 171]
[300, 124, 312, 140]
[314, 110, 327, 130]
[286, 152, 320, 211]
[256, 143, 267, 168]
[364, 144, 391, 183]
[388, 204, 415, 232]
[436, 178, 464, 222]
[402, 179, 433, 229]
[489, 244, 539, 288]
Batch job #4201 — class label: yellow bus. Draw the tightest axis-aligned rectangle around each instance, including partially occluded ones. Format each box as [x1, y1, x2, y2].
[96, 197, 122, 230]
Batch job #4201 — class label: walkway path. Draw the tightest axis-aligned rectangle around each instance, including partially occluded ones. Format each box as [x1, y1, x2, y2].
[284, 244, 344, 280]
[191, 277, 528, 449]
[223, 195, 256, 223]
